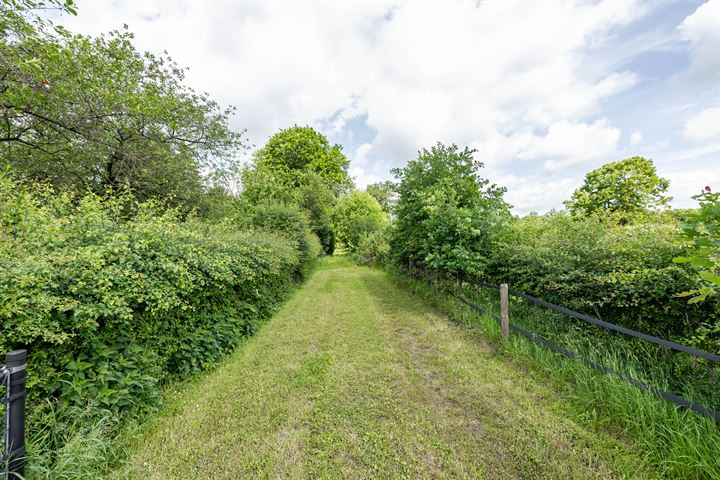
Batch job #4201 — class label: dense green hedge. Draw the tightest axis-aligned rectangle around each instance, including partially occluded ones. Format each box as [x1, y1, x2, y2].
[0, 176, 319, 445]
[483, 212, 718, 351]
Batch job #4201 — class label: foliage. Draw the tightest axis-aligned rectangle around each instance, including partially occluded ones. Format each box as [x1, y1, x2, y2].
[482, 212, 718, 351]
[564, 156, 670, 222]
[297, 172, 336, 254]
[672, 189, 720, 353]
[1, 20, 244, 206]
[366, 180, 396, 214]
[331, 190, 387, 252]
[354, 225, 391, 266]
[250, 202, 322, 275]
[243, 127, 346, 254]
[673, 189, 720, 302]
[391, 143, 509, 275]
[0, 174, 318, 472]
[254, 125, 352, 195]
[240, 165, 299, 206]
[1, 0, 77, 40]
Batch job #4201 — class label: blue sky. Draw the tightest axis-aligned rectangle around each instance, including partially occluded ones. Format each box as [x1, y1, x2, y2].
[56, 0, 719, 214]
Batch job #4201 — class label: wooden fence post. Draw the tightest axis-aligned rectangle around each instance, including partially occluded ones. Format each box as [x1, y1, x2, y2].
[500, 284, 509, 342]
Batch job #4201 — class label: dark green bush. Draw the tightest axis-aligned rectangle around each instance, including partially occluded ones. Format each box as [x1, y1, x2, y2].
[0, 175, 318, 467]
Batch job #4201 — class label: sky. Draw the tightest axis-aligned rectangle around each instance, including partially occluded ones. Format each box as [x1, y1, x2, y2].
[52, 0, 720, 215]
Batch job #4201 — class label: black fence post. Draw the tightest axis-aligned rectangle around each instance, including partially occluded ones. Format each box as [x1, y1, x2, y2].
[4, 350, 27, 479]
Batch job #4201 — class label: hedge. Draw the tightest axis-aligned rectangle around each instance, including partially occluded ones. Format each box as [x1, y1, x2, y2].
[483, 212, 718, 351]
[0, 176, 320, 452]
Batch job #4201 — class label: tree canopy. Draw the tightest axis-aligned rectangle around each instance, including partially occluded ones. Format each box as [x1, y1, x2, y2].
[366, 180, 396, 214]
[254, 125, 352, 194]
[391, 143, 509, 274]
[1, 6, 244, 206]
[332, 190, 387, 251]
[564, 156, 670, 221]
[241, 126, 351, 254]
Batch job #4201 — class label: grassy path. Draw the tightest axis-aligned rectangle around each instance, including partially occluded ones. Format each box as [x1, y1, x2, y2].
[112, 257, 656, 479]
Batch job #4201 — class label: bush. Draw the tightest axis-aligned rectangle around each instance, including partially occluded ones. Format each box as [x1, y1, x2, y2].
[250, 202, 321, 275]
[391, 143, 509, 275]
[354, 226, 391, 266]
[332, 191, 387, 251]
[483, 212, 718, 349]
[0, 175, 319, 471]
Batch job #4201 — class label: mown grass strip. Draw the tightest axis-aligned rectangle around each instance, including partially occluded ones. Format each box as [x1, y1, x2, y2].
[110, 257, 658, 479]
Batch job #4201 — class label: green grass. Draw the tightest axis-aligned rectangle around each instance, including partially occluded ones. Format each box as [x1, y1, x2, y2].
[396, 270, 720, 479]
[108, 256, 658, 479]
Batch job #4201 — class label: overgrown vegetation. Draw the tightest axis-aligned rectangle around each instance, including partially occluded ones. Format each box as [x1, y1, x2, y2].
[384, 144, 719, 479]
[2, 1, 718, 478]
[112, 258, 659, 480]
[0, 3, 330, 476]
[0, 174, 321, 476]
[398, 270, 719, 479]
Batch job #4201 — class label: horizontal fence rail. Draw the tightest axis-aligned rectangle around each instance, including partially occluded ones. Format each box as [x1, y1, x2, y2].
[408, 263, 720, 422]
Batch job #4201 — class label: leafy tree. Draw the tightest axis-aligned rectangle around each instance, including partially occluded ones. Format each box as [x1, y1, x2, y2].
[1, 23, 244, 205]
[674, 188, 720, 303]
[243, 126, 349, 254]
[332, 190, 387, 251]
[1, 0, 76, 40]
[564, 156, 670, 221]
[254, 125, 352, 194]
[240, 165, 300, 206]
[391, 143, 509, 275]
[366, 180, 396, 214]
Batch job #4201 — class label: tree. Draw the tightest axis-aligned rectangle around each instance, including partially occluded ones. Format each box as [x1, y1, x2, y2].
[391, 143, 509, 275]
[331, 190, 387, 251]
[1, 23, 244, 206]
[366, 180, 396, 214]
[564, 156, 670, 221]
[1, 0, 77, 40]
[254, 125, 352, 194]
[242, 126, 350, 254]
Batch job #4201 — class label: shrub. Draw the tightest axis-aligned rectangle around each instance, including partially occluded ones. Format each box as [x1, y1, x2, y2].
[391, 143, 509, 275]
[483, 212, 717, 349]
[354, 226, 391, 266]
[250, 202, 320, 275]
[332, 191, 388, 252]
[0, 175, 318, 470]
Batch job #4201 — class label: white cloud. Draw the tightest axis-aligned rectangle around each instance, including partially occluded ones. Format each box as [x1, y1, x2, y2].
[528, 120, 620, 171]
[677, 0, 720, 89]
[60, 1, 643, 156]
[352, 143, 373, 168]
[470, 119, 621, 173]
[684, 107, 720, 141]
[56, 0, 673, 213]
[630, 131, 643, 145]
[349, 166, 380, 190]
[663, 166, 720, 209]
[498, 174, 578, 215]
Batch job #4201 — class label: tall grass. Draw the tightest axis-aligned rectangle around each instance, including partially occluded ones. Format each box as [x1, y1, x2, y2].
[394, 270, 720, 479]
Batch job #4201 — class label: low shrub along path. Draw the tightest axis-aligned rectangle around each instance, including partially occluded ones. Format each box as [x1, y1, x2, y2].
[113, 257, 656, 479]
